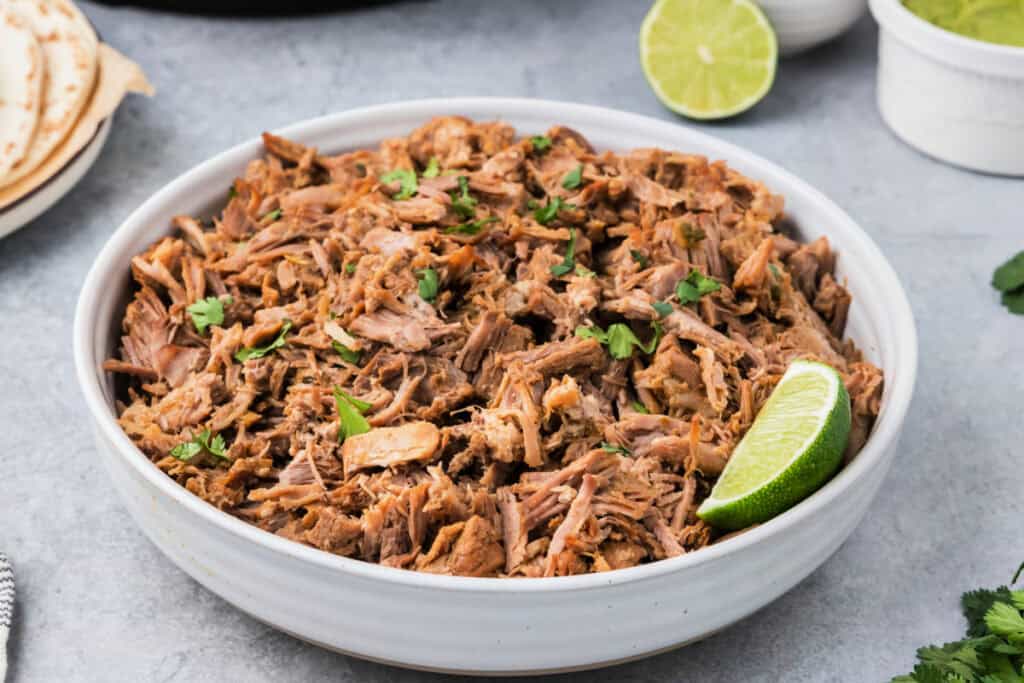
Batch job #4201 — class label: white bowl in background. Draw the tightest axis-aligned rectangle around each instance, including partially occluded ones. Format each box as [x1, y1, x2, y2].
[0, 118, 111, 241]
[870, 0, 1024, 175]
[73, 98, 917, 675]
[759, 0, 867, 56]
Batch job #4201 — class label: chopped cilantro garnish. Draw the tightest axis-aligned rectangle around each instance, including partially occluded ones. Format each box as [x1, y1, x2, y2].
[631, 401, 650, 414]
[993, 251, 1024, 316]
[574, 263, 596, 278]
[227, 186, 238, 200]
[533, 196, 571, 225]
[600, 442, 632, 456]
[171, 428, 228, 462]
[675, 269, 721, 306]
[446, 216, 498, 236]
[562, 164, 583, 190]
[345, 262, 356, 274]
[630, 249, 649, 268]
[679, 221, 706, 245]
[530, 135, 552, 152]
[186, 295, 231, 335]
[380, 168, 418, 200]
[417, 268, 439, 302]
[333, 386, 371, 443]
[651, 301, 673, 318]
[422, 157, 441, 178]
[264, 208, 282, 222]
[550, 227, 577, 276]
[234, 320, 292, 362]
[332, 341, 361, 365]
[450, 175, 478, 219]
[575, 321, 661, 360]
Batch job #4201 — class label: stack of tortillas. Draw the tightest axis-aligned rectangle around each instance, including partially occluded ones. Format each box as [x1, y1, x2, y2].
[0, 0, 153, 209]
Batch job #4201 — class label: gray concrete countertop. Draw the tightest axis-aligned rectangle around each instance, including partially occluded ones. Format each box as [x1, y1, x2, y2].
[2, 1, 1022, 681]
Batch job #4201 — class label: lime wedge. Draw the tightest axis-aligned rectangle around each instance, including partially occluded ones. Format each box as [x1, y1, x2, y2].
[697, 360, 851, 530]
[639, 0, 778, 120]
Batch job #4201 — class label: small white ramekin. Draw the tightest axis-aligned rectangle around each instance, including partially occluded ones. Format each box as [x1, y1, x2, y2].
[758, 0, 867, 56]
[870, 0, 1024, 175]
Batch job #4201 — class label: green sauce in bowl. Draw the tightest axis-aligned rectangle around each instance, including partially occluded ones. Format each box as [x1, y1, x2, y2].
[902, 0, 1024, 47]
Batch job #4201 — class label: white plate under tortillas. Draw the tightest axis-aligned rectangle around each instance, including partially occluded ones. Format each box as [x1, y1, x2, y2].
[0, 8, 43, 180]
[0, 0, 98, 189]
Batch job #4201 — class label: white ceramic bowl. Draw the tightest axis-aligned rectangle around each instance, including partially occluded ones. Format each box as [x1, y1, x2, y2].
[759, 0, 867, 56]
[870, 0, 1024, 175]
[0, 118, 111, 241]
[73, 98, 917, 675]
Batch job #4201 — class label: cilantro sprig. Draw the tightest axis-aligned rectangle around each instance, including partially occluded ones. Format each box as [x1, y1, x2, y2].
[532, 196, 572, 226]
[992, 251, 1024, 315]
[675, 269, 721, 305]
[234, 320, 292, 362]
[530, 135, 552, 152]
[187, 296, 232, 335]
[550, 227, 577, 276]
[562, 164, 583, 190]
[380, 169, 418, 200]
[446, 216, 498, 236]
[417, 268, 439, 302]
[894, 562, 1024, 682]
[333, 386, 371, 443]
[575, 321, 662, 360]
[170, 429, 228, 462]
[450, 176, 478, 219]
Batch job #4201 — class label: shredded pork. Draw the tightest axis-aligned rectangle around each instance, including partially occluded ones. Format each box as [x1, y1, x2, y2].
[105, 117, 884, 577]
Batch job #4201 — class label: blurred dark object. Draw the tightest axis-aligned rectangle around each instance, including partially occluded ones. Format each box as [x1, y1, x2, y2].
[90, 0, 414, 16]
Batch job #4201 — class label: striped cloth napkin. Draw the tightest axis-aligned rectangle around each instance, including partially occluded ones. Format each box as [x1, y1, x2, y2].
[0, 554, 12, 682]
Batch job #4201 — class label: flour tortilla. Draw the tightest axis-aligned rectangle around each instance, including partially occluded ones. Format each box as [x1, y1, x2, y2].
[0, 0, 98, 189]
[0, 8, 43, 180]
[0, 43, 154, 210]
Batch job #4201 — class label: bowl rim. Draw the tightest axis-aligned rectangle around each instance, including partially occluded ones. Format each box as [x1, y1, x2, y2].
[870, 0, 1024, 77]
[73, 97, 918, 593]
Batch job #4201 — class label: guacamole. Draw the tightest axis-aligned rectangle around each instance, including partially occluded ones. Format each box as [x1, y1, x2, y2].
[903, 0, 1024, 47]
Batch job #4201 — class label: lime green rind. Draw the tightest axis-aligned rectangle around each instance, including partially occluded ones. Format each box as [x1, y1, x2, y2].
[639, 0, 778, 121]
[696, 362, 852, 531]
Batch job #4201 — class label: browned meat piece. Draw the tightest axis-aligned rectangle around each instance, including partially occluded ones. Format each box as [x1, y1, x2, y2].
[106, 116, 883, 578]
[342, 422, 441, 476]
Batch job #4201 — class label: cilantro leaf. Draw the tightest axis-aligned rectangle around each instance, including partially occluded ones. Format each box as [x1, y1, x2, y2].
[630, 249, 649, 268]
[574, 263, 596, 278]
[530, 135, 552, 152]
[676, 269, 721, 305]
[679, 221, 706, 246]
[993, 251, 1024, 292]
[333, 386, 371, 443]
[550, 227, 577, 276]
[631, 401, 650, 414]
[600, 442, 632, 456]
[1002, 289, 1024, 315]
[534, 196, 572, 226]
[345, 262, 356, 274]
[264, 208, 282, 222]
[985, 603, 1024, 638]
[965, 588, 1016, 637]
[651, 301, 673, 318]
[446, 216, 498, 236]
[417, 268, 439, 302]
[171, 428, 229, 462]
[450, 176, 478, 219]
[380, 169, 418, 200]
[186, 295, 231, 335]
[332, 340, 361, 365]
[576, 321, 660, 360]
[562, 164, 583, 190]
[234, 320, 292, 362]
[422, 157, 440, 178]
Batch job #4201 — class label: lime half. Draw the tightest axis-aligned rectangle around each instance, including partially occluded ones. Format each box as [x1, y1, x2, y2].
[697, 360, 851, 531]
[640, 0, 778, 120]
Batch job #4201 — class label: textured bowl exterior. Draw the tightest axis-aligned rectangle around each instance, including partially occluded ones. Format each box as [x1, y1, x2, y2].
[758, 0, 866, 56]
[871, 0, 1024, 175]
[74, 98, 917, 674]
